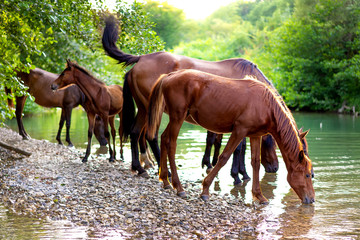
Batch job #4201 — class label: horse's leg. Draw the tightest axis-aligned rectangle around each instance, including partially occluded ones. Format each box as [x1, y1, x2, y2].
[64, 106, 74, 147]
[118, 113, 124, 160]
[83, 113, 96, 163]
[201, 130, 245, 201]
[237, 138, 250, 181]
[129, 112, 147, 177]
[140, 131, 154, 169]
[167, 118, 185, 197]
[231, 142, 242, 186]
[250, 136, 268, 204]
[212, 133, 223, 166]
[159, 125, 171, 188]
[230, 138, 250, 186]
[146, 132, 160, 167]
[56, 109, 65, 145]
[202, 131, 215, 172]
[15, 95, 30, 139]
[109, 115, 116, 162]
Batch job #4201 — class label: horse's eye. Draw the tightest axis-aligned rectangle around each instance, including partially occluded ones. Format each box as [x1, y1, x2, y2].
[306, 174, 310, 178]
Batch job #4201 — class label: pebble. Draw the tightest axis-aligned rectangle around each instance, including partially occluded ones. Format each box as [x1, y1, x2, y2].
[0, 127, 261, 239]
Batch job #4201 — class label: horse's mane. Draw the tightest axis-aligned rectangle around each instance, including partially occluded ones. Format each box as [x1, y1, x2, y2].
[69, 61, 106, 86]
[232, 59, 274, 87]
[261, 84, 303, 159]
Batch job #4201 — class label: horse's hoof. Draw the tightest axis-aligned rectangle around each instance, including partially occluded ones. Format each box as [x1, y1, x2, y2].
[233, 181, 242, 186]
[144, 163, 154, 170]
[177, 191, 187, 199]
[109, 158, 115, 163]
[200, 195, 210, 202]
[139, 171, 150, 178]
[242, 176, 251, 181]
[206, 168, 213, 174]
[82, 159, 88, 163]
[164, 185, 172, 190]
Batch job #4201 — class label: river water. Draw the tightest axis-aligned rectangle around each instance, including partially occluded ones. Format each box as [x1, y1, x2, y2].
[4, 109, 360, 239]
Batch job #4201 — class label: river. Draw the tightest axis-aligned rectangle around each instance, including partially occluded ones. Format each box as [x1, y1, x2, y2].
[4, 108, 360, 239]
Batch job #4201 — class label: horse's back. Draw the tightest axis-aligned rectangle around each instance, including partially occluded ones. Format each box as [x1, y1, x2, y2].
[162, 69, 271, 134]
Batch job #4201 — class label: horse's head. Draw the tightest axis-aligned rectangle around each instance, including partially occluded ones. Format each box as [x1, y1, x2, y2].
[287, 149, 315, 204]
[94, 115, 108, 146]
[298, 128, 314, 177]
[261, 134, 279, 173]
[51, 59, 75, 91]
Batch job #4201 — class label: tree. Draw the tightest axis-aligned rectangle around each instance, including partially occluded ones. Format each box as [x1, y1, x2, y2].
[0, 0, 164, 122]
[268, 0, 360, 111]
[142, 0, 185, 49]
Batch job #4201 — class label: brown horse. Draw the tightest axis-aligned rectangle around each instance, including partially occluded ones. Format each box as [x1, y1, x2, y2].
[102, 17, 278, 177]
[5, 68, 107, 146]
[51, 60, 124, 163]
[147, 69, 314, 204]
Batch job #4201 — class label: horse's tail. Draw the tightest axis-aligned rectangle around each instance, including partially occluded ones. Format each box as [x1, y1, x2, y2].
[102, 16, 140, 66]
[121, 72, 136, 142]
[147, 75, 166, 139]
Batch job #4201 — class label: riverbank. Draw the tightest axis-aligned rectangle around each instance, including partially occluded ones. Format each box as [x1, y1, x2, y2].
[0, 126, 261, 239]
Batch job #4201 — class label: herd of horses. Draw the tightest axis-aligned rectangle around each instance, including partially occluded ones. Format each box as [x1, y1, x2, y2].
[8, 16, 315, 204]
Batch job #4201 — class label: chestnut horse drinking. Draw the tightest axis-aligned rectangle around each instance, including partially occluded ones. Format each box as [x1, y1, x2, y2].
[51, 60, 124, 163]
[102, 17, 278, 179]
[5, 68, 107, 146]
[147, 69, 315, 204]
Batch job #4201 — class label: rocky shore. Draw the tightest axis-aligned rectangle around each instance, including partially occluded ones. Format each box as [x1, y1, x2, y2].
[0, 126, 262, 239]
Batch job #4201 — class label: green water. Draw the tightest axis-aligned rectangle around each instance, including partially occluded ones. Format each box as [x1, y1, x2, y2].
[4, 109, 360, 239]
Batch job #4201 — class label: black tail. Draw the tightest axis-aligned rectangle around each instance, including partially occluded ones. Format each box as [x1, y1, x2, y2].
[121, 72, 136, 142]
[102, 16, 140, 66]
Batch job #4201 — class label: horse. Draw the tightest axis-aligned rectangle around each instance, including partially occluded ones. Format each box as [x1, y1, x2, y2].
[51, 60, 124, 163]
[5, 68, 107, 147]
[147, 69, 314, 204]
[102, 17, 279, 179]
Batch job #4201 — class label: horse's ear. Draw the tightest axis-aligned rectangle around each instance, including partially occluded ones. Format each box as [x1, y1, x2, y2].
[299, 129, 310, 139]
[66, 59, 72, 69]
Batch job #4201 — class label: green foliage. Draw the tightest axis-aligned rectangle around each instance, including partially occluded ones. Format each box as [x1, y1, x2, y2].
[0, 0, 164, 123]
[268, 0, 360, 111]
[142, 1, 185, 49]
[115, 1, 164, 54]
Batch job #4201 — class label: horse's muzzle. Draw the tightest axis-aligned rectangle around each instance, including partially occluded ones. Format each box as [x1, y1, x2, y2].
[303, 196, 315, 204]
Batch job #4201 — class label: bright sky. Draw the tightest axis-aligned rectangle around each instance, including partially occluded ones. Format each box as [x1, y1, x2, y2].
[101, 0, 238, 20]
[159, 0, 239, 20]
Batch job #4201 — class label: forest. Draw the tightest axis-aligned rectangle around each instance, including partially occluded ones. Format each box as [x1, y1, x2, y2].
[1, 0, 359, 123]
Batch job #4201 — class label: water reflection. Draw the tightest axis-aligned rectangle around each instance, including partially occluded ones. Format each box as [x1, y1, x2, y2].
[4, 110, 360, 239]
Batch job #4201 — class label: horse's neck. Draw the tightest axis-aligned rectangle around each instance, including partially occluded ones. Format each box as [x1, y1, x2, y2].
[74, 70, 103, 100]
[269, 108, 301, 169]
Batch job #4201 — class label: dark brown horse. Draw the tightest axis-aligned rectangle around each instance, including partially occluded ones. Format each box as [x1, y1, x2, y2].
[148, 69, 314, 204]
[102, 17, 278, 177]
[5, 68, 107, 146]
[51, 60, 124, 163]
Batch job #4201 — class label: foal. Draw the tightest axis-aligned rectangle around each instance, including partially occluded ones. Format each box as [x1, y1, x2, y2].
[5, 68, 107, 146]
[51, 60, 124, 163]
[148, 69, 315, 204]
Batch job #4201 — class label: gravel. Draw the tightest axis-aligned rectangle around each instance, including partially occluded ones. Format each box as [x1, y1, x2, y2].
[0, 126, 261, 239]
